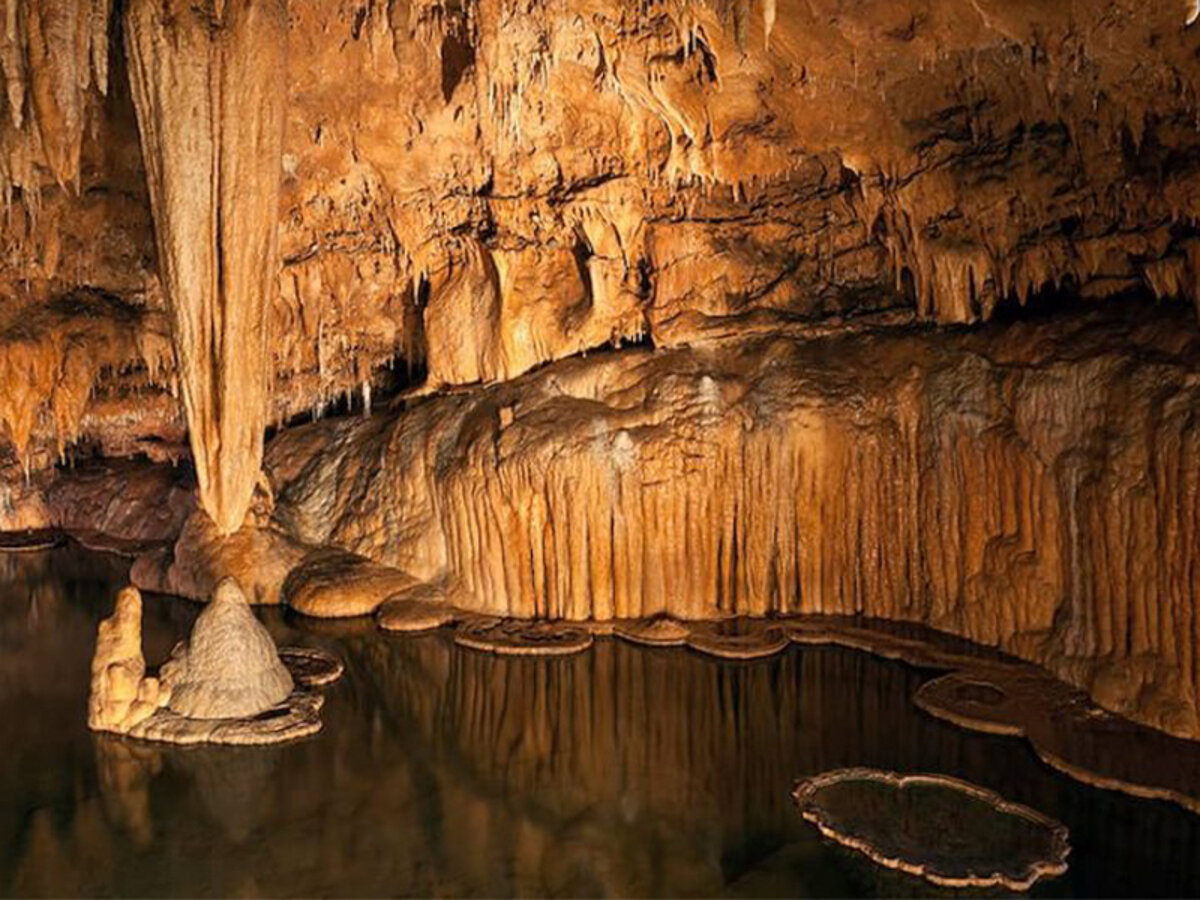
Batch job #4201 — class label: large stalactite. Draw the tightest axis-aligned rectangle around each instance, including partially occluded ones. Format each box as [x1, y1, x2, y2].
[123, 0, 286, 535]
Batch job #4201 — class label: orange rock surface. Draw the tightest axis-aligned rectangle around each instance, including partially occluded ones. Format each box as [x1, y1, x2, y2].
[267, 302, 1200, 738]
[1, 1, 1200, 744]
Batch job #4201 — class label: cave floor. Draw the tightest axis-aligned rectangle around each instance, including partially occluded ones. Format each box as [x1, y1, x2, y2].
[2, 545, 1199, 898]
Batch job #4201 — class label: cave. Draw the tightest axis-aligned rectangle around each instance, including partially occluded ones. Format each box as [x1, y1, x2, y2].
[2, 0, 1200, 896]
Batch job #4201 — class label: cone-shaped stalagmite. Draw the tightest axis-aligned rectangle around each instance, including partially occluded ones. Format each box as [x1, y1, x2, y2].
[124, 0, 286, 535]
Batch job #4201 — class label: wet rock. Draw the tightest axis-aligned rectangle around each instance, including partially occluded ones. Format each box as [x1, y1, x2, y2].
[87, 586, 166, 732]
[268, 304, 1200, 739]
[792, 768, 1070, 891]
[686, 620, 791, 660]
[283, 549, 419, 618]
[454, 619, 595, 657]
[159, 578, 294, 720]
[613, 616, 691, 647]
[276, 647, 344, 687]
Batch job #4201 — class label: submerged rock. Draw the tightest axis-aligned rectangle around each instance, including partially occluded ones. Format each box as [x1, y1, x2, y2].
[613, 616, 691, 647]
[159, 578, 294, 720]
[276, 647, 345, 688]
[793, 768, 1070, 891]
[686, 620, 791, 660]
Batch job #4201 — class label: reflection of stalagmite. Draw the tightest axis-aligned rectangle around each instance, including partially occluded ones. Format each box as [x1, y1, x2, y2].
[93, 736, 163, 847]
[124, 0, 287, 535]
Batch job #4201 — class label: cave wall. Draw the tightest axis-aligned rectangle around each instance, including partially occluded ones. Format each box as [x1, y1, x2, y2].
[2, 0, 1200, 481]
[2, 2, 1200, 738]
[267, 303, 1200, 739]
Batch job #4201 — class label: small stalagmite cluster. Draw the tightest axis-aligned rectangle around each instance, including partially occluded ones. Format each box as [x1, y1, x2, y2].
[87, 577, 342, 745]
[0, 0, 1199, 749]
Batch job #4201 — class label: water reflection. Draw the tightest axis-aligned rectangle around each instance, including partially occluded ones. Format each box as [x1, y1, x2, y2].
[1, 548, 1199, 897]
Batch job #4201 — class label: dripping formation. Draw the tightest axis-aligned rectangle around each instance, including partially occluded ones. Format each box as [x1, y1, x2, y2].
[0, 0, 1198, 751]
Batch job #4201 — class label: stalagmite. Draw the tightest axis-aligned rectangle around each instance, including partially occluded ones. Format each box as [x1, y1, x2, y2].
[124, 0, 287, 535]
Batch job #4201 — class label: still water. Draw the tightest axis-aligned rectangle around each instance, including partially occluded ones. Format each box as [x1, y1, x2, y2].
[1, 546, 1199, 898]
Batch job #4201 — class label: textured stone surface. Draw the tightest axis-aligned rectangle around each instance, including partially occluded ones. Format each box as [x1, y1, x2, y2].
[3, 0, 1200, 494]
[87, 586, 166, 733]
[282, 549, 419, 618]
[277, 647, 345, 687]
[4, 0, 1200, 750]
[793, 768, 1071, 890]
[377, 594, 458, 633]
[454, 619, 595, 656]
[686, 619, 791, 660]
[124, 0, 288, 535]
[613, 616, 691, 647]
[159, 578, 294, 720]
[268, 303, 1200, 738]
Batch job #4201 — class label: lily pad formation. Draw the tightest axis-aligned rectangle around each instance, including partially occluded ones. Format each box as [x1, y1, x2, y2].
[793, 768, 1071, 890]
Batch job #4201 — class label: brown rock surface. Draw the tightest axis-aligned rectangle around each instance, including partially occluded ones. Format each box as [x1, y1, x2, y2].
[159, 578, 294, 719]
[3, 0, 1200, 486]
[377, 592, 458, 633]
[792, 768, 1071, 890]
[282, 549, 419, 618]
[87, 586, 166, 733]
[613, 616, 691, 647]
[269, 302, 1200, 738]
[3, 0, 1200, 749]
[124, 0, 288, 536]
[454, 619, 596, 656]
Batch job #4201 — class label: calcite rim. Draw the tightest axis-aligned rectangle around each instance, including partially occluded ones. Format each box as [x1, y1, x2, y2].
[685, 620, 791, 660]
[0, 529, 65, 552]
[453, 620, 595, 656]
[793, 767, 1071, 891]
[613, 616, 691, 647]
[124, 689, 324, 747]
[108, 646, 342, 747]
[376, 597, 458, 633]
[277, 646, 345, 687]
[375, 608, 1200, 817]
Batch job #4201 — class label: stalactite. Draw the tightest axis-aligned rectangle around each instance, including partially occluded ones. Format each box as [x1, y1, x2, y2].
[124, 0, 287, 535]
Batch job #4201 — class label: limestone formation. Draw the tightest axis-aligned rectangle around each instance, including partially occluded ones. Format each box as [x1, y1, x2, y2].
[454, 619, 595, 657]
[613, 617, 691, 648]
[685, 620, 791, 660]
[124, 0, 288, 535]
[377, 596, 458, 634]
[276, 647, 345, 687]
[268, 302, 1200, 740]
[159, 578, 294, 720]
[4, 0, 1200, 752]
[87, 586, 167, 733]
[2, 0, 1200, 490]
[792, 768, 1071, 890]
[0, 529, 62, 553]
[282, 549, 419, 618]
[88, 579, 342, 745]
